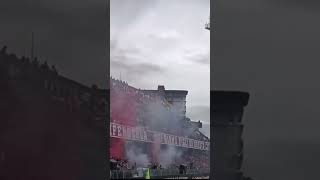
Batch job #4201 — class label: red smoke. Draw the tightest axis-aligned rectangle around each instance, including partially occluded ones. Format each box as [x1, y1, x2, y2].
[110, 79, 169, 163]
[110, 82, 138, 159]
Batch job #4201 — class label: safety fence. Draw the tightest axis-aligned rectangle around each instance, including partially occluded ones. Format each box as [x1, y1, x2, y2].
[110, 168, 210, 179]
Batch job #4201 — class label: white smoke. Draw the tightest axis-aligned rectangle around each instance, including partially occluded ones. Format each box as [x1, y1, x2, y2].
[125, 143, 150, 168]
[142, 101, 182, 132]
[140, 99, 198, 139]
[159, 146, 183, 168]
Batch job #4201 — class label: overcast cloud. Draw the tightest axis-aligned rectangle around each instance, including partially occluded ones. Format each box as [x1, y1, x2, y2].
[0, 0, 108, 89]
[111, 0, 210, 136]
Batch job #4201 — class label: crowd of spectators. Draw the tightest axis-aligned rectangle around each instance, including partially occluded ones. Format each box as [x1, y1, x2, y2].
[110, 77, 161, 105]
[110, 77, 210, 177]
[1, 46, 58, 75]
[110, 157, 136, 170]
[110, 77, 201, 136]
[185, 154, 210, 169]
[110, 151, 209, 171]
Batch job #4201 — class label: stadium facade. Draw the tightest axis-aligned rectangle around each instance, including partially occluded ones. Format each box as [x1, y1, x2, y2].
[0, 46, 107, 179]
[1, 45, 253, 179]
[110, 77, 210, 168]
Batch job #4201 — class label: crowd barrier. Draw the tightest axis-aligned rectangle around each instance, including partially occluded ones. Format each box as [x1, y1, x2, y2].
[110, 168, 210, 179]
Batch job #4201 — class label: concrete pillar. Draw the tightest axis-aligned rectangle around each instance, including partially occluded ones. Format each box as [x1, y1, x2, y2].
[210, 91, 249, 180]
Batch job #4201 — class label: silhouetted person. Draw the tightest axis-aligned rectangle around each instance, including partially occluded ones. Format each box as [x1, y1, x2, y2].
[8, 53, 17, 59]
[32, 57, 39, 67]
[41, 61, 49, 70]
[179, 165, 184, 174]
[25, 57, 30, 64]
[92, 84, 98, 90]
[1, 46, 7, 54]
[21, 56, 26, 62]
[51, 65, 57, 74]
[190, 162, 193, 169]
[243, 177, 253, 180]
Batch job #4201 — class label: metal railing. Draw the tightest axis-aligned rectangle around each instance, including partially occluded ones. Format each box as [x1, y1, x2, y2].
[111, 170, 137, 179]
[110, 168, 210, 179]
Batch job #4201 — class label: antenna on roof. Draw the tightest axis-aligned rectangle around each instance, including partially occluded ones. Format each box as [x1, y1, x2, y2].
[31, 32, 35, 59]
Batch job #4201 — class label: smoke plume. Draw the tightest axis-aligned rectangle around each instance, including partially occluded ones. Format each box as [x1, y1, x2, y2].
[125, 143, 150, 167]
[159, 146, 183, 168]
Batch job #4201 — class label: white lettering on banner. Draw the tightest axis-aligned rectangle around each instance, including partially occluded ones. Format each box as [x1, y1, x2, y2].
[117, 125, 122, 137]
[136, 127, 139, 140]
[132, 127, 138, 140]
[138, 128, 141, 140]
[110, 123, 112, 136]
[112, 123, 116, 136]
[185, 139, 188, 148]
[122, 125, 127, 138]
[175, 136, 178, 146]
[110, 122, 209, 151]
[127, 127, 132, 139]
[160, 133, 163, 143]
[162, 133, 165, 142]
[139, 128, 142, 140]
[170, 135, 174, 145]
[144, 131, 147, 141]
[134, 127, 138, 140]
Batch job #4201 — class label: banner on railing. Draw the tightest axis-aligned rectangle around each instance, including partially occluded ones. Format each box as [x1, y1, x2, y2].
[110, 122, 210, 151]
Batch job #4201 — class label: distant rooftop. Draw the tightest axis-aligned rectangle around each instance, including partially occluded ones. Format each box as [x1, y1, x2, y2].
[142, 85, 188, 96]
[211, 91, 250, 107]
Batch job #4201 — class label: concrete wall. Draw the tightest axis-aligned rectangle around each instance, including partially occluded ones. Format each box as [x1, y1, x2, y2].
[211, 91, 249, 180]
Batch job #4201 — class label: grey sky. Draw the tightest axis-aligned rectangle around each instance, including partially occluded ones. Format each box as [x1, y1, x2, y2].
[214, 0, 320, 179]
[0, 0, 108, 89]
[111, 0, 210, 136]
